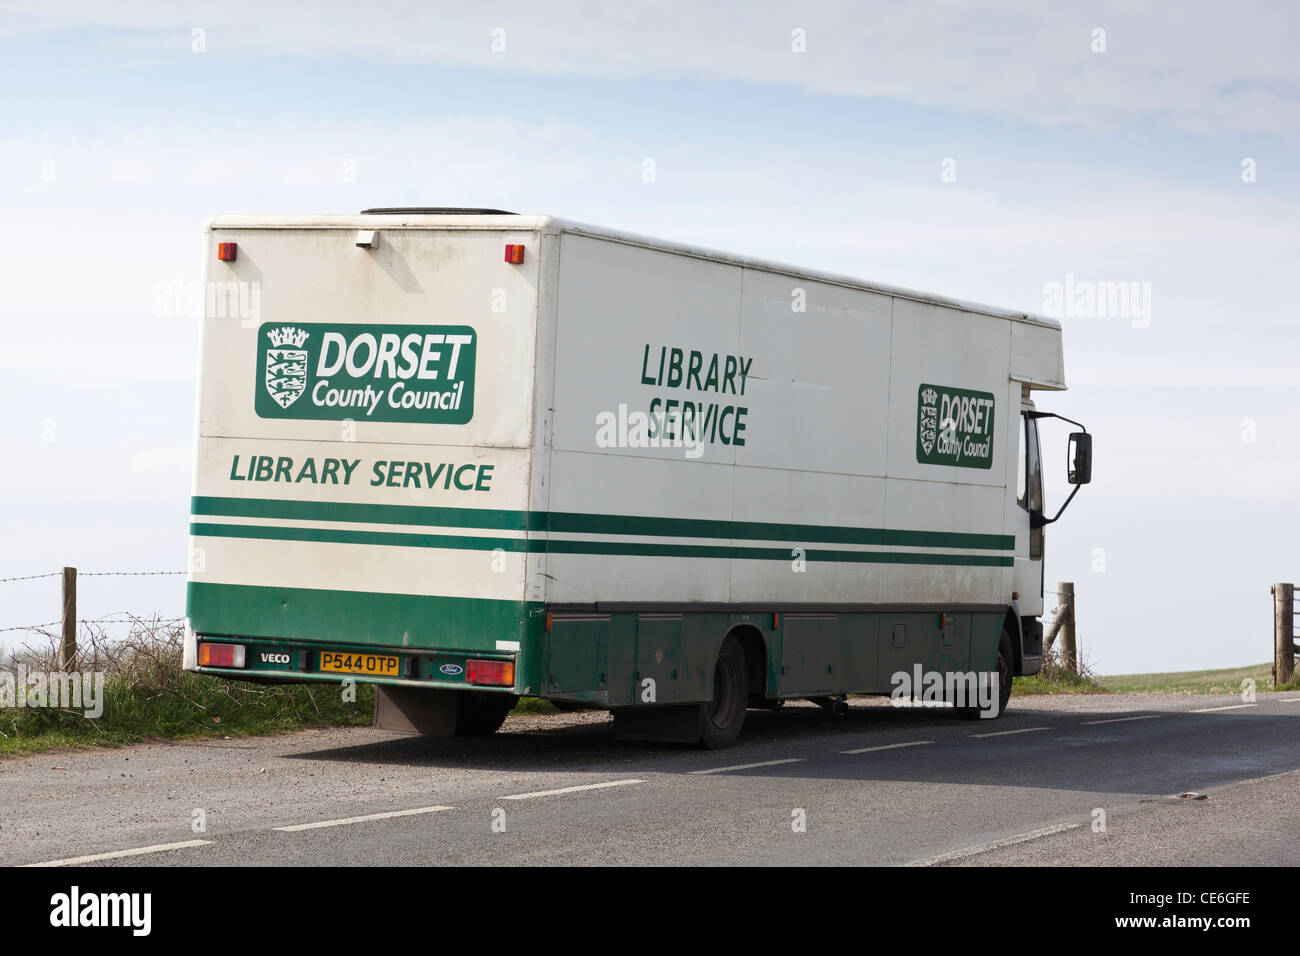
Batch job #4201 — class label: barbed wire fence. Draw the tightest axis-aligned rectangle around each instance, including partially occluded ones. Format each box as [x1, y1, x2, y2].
[1, 570, 187, 585]
[0, 614, 187, 636]
[0, 569, 186, 663]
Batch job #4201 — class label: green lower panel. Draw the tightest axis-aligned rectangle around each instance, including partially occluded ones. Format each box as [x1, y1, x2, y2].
[187, 582, 544, 684]
[545, 611, 747, 707]
[544, 609, 1008, 707]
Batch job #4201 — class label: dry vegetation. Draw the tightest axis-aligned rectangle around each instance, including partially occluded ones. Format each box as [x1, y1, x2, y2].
[0, 617, 374, 755]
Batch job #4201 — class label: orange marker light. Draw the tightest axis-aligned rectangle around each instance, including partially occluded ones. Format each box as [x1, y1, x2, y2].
[503, 244, 525, 264]
[217, 242, 237, 262]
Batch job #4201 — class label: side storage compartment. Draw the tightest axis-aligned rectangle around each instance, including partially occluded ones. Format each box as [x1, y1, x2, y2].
[544, 614, 612, 704]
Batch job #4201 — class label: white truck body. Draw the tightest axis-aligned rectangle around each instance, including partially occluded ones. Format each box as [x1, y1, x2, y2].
[186, 211, 1076, 740]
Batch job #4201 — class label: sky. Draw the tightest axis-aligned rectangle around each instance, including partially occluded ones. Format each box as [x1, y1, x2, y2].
[1, 1, 1297, 674]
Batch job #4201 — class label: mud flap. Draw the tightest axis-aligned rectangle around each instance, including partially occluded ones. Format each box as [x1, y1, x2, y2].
[373, 685, 458, 736]
[611, 705, 703, 744]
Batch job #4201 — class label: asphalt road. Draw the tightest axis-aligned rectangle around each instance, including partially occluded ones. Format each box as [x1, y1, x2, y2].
[3, 691, 1299, 866]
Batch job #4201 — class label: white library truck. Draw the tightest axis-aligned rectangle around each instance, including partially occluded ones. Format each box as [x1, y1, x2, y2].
[185, 208, 1091, 747]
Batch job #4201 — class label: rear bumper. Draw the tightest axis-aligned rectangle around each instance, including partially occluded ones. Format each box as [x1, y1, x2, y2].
[189, 636, 520, 693]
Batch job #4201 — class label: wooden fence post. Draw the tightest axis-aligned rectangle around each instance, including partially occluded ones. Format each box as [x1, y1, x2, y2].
[1274, 583, 1295, 688]
[1043, 594, 1070, 653]
[60, 566, 77, 671]
[1058, 581, 1076, 676]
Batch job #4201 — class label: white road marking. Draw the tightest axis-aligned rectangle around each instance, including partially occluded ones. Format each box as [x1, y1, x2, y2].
[22, 839, 213, 867]
[1081, 715, 1160, 726]
[1280, 698, 1300, 703]
[969, 726, 1049, 738]
[841, 740, 935, 755]
[1190, 703, 1257, 713]
[906, 823, 1082, 867]
[274, 806, 454, 832]
[687, 758, 804, 775]
[501, 779, 644, 800]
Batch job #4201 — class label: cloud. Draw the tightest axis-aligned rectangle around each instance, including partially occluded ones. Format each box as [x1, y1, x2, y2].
[0, 112, 1296, 393]
[2, 0, 1298, 133]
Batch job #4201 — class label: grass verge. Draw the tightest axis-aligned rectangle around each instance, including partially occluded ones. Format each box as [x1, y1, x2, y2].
[1099, 662, 1275, 696]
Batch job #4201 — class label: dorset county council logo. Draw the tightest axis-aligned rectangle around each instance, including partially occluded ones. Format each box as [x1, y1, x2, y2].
[915, 382, 996, 470]
[264, 326, 310, 409]
[918, 386, 938, 456]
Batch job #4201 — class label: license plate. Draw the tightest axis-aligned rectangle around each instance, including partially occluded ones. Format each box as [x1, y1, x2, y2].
[319, 652, 400, 677]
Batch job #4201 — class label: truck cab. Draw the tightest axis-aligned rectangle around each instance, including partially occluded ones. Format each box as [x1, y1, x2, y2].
[1013, 389, 1093, 674]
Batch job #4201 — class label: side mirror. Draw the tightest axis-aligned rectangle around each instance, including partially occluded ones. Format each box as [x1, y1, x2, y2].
[1068, 432, 1092, 485]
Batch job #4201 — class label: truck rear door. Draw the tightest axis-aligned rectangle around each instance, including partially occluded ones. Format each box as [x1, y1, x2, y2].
[186, 218, 541, 681]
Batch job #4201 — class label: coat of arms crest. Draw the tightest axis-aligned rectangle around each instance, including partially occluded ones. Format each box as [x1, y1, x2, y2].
[265, 326, 310, 409]
[918, 386, 938, 456]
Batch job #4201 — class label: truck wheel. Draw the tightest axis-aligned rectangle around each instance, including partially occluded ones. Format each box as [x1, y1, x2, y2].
[456, 692, 516, 736]
[700, 635, 749, 749]
[955, 631, 1014, 720]
[995, 633, 1014, 715]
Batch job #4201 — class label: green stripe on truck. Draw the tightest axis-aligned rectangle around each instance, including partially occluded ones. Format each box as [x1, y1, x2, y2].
[189, 521, 1013, 567]
[190, 495, 1015, 552]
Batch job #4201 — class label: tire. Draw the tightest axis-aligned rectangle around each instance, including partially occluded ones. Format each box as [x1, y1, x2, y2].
[699, 635, 749, 749]
[456, 692, 516, 736]
[995, 632, 1014, 715]
[955, 631, 1014, 720]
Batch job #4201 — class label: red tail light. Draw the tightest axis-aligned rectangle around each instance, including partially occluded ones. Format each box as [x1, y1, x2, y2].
[217, 242, 237, 262]
[503, 244, 524, 264]
[466, 659, 515, 686]
[198, 642, 246, 668]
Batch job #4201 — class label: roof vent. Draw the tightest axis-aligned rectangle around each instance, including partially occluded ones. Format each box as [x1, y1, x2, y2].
[360, 207, 517, 215]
